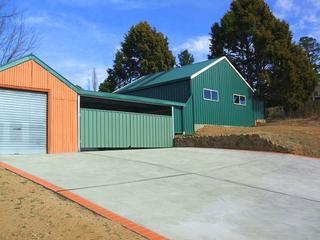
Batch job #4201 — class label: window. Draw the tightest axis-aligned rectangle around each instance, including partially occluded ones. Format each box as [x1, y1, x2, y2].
[233, 94, 246, 106]
[203, 89, 211, 100]
[203, 88, 219, 102]
[211, 91, 219, 101]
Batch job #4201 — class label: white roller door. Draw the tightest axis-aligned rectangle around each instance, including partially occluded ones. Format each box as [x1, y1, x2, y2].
[0, 88, 47, 154]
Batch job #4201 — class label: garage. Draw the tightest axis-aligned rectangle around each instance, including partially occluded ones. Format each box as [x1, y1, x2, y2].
[0, 54, 79, 154]
[0, 89, 47, 154]
[0, 54, 184, 154]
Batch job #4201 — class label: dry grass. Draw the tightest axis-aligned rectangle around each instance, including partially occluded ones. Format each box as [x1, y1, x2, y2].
[0, 167, 146, 240]
[197, 118, 320, 158]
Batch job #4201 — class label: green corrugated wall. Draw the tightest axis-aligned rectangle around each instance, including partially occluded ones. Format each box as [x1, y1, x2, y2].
[191, 60, 255, 127]
[124, 80, 190, 102]
[173, 107, 183, 134]
[253, 99, 265, 120]
[182, 96, 194, 134]
[80, 108, 173, 149]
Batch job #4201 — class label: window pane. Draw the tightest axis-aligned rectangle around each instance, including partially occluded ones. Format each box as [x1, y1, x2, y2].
[240, 96, 246, 105]
[203, 89, 211, 100]
[234, 95, 240, 104]
[211, 91, 218, 101]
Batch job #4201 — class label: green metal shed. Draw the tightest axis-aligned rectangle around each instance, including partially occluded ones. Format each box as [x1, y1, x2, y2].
[116, 56, 265, 134]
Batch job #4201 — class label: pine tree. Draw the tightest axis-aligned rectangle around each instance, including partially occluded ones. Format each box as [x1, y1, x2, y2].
[299, 36, 320, 72]
[99, 73, 117, 93]
[178, 49, 194, 66]
[99, 51, 127, 92]
[208, 0, 317, 111]
[99, 21, 175, 92]
[268, 44, 317, 110]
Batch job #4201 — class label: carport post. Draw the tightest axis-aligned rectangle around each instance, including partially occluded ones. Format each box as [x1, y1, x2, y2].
[78, 95, 81, 151]
[171, 106, 175, 139]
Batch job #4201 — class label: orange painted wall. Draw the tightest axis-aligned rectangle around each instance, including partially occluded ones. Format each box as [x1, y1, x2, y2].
[0, 60, 78, 153]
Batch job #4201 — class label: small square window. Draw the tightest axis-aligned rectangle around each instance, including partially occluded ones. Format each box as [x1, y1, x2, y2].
[233, 94, 246, 106]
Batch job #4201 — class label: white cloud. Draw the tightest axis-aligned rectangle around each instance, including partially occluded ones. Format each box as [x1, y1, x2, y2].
[54, 0, 176, 9]
[53, 0, 214, 10]
[274, 0, 297, 18]
[308, 0, 320, 7]
[26, 11, 120, 44]
[25, 15, 48, 25]
[54, 59, 107, 89]
[26, 13, 69, 29]
[272, 0, 320, 40]
[174, 35, 210, 61]
[27, 12, 119, 89]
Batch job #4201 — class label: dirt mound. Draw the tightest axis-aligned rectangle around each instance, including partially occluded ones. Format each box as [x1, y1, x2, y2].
[192, 118, 320, 158]
[174, 134, 290, 153]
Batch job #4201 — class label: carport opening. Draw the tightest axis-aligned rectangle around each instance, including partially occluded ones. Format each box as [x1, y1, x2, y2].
[79, 96, 174, 152]
[80, 96, 172, 115]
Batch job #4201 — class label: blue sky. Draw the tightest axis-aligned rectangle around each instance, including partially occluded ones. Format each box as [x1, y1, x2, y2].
[13, 0, 320, 89]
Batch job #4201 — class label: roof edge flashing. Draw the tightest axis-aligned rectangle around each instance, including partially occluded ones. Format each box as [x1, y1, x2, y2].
[190, 57, 225, 79]
[190, 56, 255, 93]
[0, 54, 80, 93]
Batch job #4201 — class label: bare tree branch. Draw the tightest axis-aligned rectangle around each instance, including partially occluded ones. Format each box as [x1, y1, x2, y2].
[92, 68, 98, 91]
[0, 0, 37, 65]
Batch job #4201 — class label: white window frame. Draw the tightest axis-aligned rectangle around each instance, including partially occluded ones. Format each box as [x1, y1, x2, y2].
[203, 88, 219, 102]
[233, 94, 247, 106]
[203, 88, 212, 101]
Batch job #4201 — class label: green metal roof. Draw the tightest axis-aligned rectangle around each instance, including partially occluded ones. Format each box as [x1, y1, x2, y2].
[0, 54, 185, 107]
[78, 89, 185, 107]
[116, 58, 220, 93]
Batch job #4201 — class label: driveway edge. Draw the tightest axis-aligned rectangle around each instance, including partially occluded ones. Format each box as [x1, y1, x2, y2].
[0, 161, 168, 240]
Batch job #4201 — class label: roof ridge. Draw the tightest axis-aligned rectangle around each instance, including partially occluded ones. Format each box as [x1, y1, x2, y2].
[116, 58, 218, 93]
[114, 73, 155, 93]
[179, 58, 215, 67]
[134, 71, 167, 87]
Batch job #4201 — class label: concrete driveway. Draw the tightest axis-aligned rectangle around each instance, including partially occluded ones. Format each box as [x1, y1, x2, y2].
[1, 148, 320, 240]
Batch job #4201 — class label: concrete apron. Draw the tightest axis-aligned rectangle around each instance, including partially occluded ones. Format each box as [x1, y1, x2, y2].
[1, 148, 320, 240]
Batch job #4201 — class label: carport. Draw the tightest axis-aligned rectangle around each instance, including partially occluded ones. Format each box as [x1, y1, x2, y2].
[78, 90, 185, 150]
